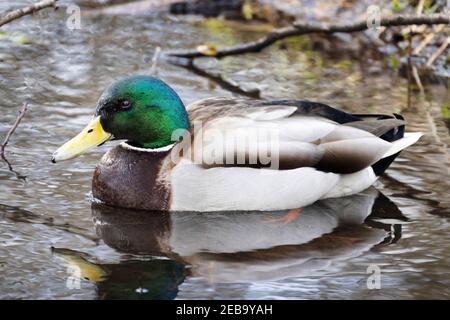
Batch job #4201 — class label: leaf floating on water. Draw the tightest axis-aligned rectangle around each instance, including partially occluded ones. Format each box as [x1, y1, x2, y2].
[196, 44, 217, 57]
[389, 54, 400, 71]
[11, 34, 31, 45]
[242, 2, 253, 20]
[391, 0, 406, 13]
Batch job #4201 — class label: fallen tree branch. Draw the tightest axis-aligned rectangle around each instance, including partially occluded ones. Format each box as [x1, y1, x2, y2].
[167, 13, 450, 59]
[1, 156, 26, 180]
[0, 0, 58, 28]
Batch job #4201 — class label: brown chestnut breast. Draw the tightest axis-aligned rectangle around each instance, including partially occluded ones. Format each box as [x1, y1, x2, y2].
[92, 145, 171, 210]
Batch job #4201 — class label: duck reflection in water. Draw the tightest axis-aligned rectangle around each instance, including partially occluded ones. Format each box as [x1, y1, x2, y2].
[53, 188, 407, 299]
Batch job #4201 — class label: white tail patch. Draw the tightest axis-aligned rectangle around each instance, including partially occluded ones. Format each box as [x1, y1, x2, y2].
[383, 132, 423, 158]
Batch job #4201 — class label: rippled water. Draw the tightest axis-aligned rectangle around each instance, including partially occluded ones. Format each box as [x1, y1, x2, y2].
[0, 2, 449, 299]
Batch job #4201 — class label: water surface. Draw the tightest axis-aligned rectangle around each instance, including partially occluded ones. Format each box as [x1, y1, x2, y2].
[0, 2, 449, 299]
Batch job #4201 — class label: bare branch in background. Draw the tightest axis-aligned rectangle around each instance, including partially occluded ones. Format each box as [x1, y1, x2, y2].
[407, 32, 413, 109]
[413, 25, 445, 55]
[0, 0, 58, 28]
[1, 103, 28, 180]
[426, 36, 450, 67]
[412, 67, 424, 93]
[150, 46, 161, 75]
[166, 14, 450, 59]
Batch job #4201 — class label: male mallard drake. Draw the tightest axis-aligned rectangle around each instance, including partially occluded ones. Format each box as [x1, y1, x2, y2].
[52, 75, 422, 211]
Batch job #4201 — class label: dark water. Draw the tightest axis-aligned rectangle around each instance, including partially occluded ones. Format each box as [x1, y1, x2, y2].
[0, 2, 449, 299]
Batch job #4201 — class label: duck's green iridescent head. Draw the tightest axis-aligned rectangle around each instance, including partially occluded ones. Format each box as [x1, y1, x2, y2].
[96, 76, 189, 148]
[52, 76, 189, 162]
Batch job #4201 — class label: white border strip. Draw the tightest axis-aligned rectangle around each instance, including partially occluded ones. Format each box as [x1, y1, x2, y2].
[120, 141, 175, 153]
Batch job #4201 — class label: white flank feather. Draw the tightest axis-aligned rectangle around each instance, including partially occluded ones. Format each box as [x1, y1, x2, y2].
[170, 159, 341, 211]
[322, 167, 377, 199]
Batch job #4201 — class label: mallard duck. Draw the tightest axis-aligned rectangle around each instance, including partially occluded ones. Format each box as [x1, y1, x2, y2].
[52, 75, 422, 211]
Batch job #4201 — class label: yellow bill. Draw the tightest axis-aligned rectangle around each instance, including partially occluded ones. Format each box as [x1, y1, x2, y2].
[52, 247, 108, 283]
[52, 116, 112, 163]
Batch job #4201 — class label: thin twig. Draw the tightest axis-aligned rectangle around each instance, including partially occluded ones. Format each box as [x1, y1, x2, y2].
[407, 32, 412, 109]
[1, 103, 28, 180]
[426, 36, 450, 67]
[413, 25, 445, 55]
[412, 66, 424, 93]
[0, 0, 58, 28]
[150, 46, 161, 75]
[416, 0, 425, 15]
[1, 102, 28, 158]
[167, 14, 450, 59]
[1, 157, 26, 180]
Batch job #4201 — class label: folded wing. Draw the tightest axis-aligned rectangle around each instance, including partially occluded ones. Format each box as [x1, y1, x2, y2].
[186, 97, 415, 174]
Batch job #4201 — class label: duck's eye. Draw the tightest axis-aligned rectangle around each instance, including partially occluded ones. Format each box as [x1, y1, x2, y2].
[120, 100, 131, 109]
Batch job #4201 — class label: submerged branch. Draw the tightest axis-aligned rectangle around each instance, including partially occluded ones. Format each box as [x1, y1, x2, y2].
[1, 157, 26, 181]
[0, 203, 99, 243]
[173, 60, 261, 99]
[0, 0, 58, 28]
[1, 103, 28, 180]
[167, 14, 450, 59]
[1, 102, 28, 158]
